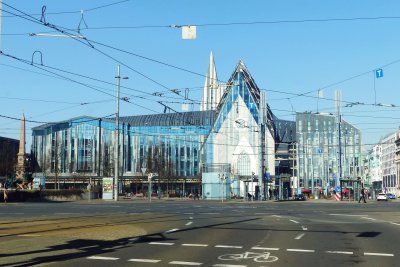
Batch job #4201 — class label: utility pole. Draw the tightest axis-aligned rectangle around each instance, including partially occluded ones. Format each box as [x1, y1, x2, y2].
[259, 92, 266, 200]
[114, 65, 128, 201]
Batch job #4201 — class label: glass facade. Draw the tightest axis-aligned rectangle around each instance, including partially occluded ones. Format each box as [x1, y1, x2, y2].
[32, 113, 214, 181]
[296, 112, 362, 193]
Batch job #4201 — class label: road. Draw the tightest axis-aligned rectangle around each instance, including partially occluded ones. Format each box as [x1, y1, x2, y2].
[0, 199, 399, 267]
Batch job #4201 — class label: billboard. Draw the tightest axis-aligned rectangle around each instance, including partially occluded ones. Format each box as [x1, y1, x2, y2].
[102, 177, 113, 200]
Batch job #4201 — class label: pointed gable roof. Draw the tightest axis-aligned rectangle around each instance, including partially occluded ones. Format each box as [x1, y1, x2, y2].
[214, 60, 274, 135]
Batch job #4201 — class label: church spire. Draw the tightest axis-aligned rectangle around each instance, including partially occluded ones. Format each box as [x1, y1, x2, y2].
[200, 51, 220, 111]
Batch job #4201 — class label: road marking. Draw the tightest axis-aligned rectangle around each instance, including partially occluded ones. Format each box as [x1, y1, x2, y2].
[290, 220, 299, 224]
[301, 225, 308, 231]
[326, 251, 353, 255]
[390, 222, 400, 226]
[189, 217, 194, 219]
[149, 242, 175, 246]
[272, 215, 282, 218]
[364, 252, 394, 257]
[18, 234, 41, 237]
[128, 259, 161, 263]
[186, 222, 193, 226]
[361, 217, 376, 221]
[329, 214, 365, 217]
[287, 249, 315, 253]
[213, 264, 247, 267]
[251, 246, 280, 251]
[182, 244, 208, 247]
[215, 245, 243, 249]
[295, 233, 305, 240]
[87, 256, 119, 260]
[169, 261, 202, 265]
[165, 228, 179, 233]
[255, 212, 271, 215]
[203, 212, 220, 215]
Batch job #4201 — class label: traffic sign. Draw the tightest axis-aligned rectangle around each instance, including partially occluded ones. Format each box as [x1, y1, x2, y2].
[376, 69, 383, 78]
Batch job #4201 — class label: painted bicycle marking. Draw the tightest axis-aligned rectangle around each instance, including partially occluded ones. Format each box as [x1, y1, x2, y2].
[218, 251, 279, 263]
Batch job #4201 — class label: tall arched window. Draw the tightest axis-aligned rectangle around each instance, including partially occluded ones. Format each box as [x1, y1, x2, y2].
[237, 152, 251, 176]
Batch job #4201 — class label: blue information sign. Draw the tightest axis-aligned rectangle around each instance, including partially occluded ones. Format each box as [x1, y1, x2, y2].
[376, 69, 383, 78]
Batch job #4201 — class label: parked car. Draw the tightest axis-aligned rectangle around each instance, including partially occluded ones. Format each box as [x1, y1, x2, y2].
[377, 193, 389, 201]
[387, 193, 396, 199]
[294, 193, 306, 201]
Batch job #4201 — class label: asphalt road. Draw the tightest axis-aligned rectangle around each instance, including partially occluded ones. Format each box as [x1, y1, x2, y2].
[1, 198, 399, 267]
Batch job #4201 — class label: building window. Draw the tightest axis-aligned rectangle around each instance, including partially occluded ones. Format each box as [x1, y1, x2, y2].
[237, 152, 251, 176]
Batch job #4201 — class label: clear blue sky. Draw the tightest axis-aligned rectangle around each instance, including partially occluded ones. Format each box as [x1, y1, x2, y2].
[1, 0, 400, 150]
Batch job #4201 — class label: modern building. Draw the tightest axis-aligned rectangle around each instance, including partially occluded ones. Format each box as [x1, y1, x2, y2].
[381, 132, 398, 196]
[0, 136, 19, 182]
[296, 112, 362, 197]
[31, 54, 279, 199]
[365, 144, 383, 198]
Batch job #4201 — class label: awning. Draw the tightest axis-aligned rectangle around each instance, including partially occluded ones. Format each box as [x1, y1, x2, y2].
[301, 188, 311, 193]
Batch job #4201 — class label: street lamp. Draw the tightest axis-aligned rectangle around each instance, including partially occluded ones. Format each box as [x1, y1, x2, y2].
[219, 173, 225, 202]
[114, 65, 128, 201]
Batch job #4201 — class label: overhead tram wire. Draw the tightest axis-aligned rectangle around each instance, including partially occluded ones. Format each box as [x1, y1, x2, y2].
[4, 3, 400, 101]
[3, 3, 200, 104]
[1, 0, 131, 18]
[0, 51, 187, 111]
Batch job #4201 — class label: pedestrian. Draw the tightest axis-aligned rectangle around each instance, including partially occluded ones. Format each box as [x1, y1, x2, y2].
[3, 183, 8, 203]
[269, 188, 272, 200]
[358, 187, 366, 203]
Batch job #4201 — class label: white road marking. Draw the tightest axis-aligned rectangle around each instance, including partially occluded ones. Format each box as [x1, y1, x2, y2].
[213, 264, 247, 267]
[203, 212, 220, 215]
[290, 220, 299, 224]
[272, 215, 282, 218]
[185, 222, 193, 226]
[182, 244, 208, 247]
[294, 233, 305, 240]
[329, 214, 365, 217]
[215, 245, 243, 249]
[149, 242, 174, 246]
[251, 246, 280, 251]
[128, 259, 161, 263]
[189, 217, 194, 219]
[326, 251, 353, 255]
[287, 249, 315, 253]
[364, 252, 394, 257]
[255, 212, 271, 215]
[361, 217, 376, 221]
[390, 222, 400, 226]
[18, 234, 41, 237]
[87, 256, 119, 260]
[128, 237, 138, 241]
[301, 225, 308, 231]
[169, 261, 203, 265]
[165, 228, 179, 233]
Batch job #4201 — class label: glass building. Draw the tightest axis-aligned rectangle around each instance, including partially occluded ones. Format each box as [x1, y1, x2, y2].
[296, 112, 362, 195]
[31, 55, 278, 198]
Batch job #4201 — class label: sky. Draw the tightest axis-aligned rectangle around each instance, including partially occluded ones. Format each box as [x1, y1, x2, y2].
[1, 0, 400, 150]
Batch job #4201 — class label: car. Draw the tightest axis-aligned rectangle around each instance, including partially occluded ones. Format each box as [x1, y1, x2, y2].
[377, 193, 389, 201]
[387, 193, 396, 199]
[294, 193, 306, 201]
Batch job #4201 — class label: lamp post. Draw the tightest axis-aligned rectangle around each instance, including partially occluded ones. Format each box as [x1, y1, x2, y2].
[114, 65, 128, 201]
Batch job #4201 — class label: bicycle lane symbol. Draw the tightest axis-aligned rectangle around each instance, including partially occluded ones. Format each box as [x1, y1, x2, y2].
[218, 251, 279, 263]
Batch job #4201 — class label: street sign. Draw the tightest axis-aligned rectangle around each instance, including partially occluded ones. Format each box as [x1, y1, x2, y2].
[376, 69, 383, 78]
[335, 186, 341, 192]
